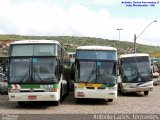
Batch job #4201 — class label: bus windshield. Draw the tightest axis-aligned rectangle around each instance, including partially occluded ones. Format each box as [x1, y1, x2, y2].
[121, 56, 152, 83]
[10, 44, 56, 56]
[9, 58, 58, 83]
[75, 61, 117, 84]
[76, 50, 117, 60]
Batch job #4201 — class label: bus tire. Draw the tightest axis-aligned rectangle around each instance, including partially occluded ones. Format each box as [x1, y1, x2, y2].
[108, 99, 113, 102]
[60, 84, 63, 101]
[54, 100, 60, 106]
[118, 83, 121, 91]
[52, 85, 61, 106]
[67, 80, 70, 94]
[18, 101, 25, 106]
[120, 84, 125, 94]
[76, 98, 81, 103]
[144, 91, 149, 95]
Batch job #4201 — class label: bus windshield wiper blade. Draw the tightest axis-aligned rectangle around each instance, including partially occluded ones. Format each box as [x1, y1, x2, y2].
[85, 70, 96, 84]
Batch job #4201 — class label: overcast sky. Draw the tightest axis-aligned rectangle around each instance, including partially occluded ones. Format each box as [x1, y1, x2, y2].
[0, 0, 159, 46]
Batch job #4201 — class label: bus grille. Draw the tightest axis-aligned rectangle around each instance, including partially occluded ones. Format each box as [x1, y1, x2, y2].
[20, 90, 45, 92]
[86, 87, 95, 89]
[97, 87, 106, 89]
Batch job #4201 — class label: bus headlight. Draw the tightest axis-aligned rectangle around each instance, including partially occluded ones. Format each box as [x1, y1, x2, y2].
[108, 87, 115, 90]
[75, 85, 84, 89]
[122, 83, 127, 87]
[109, 93, 115, 95]
[45, 88, 58, 92]
[11, 89, 20, 93]
[53, 88, 58, 92]
[108, 86, 117, 91]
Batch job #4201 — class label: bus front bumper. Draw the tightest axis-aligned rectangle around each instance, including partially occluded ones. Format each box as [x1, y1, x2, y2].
[122, 86, 153, 93]
[8, 92, 59, 101]
[121, 81, 153, 93]
[74, 89, 117, 100]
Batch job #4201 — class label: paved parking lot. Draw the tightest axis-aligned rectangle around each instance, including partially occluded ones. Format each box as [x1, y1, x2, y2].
[0, 86, 160, 115]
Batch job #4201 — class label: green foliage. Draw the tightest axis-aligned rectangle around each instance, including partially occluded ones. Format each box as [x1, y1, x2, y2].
[153, 80, 160, 86]
[0, 35, 160, 54]
[64, 65, 71, 76]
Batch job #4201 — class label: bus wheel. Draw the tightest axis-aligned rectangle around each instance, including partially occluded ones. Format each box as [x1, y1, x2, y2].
[144, 91, 149, 95]
[76, 98, 82, 103]
[18, 101, 25, 106]
[54, 100, 60, 106]
[54, 85, 62, 106]
[67, 80, 70, 94]
[108, 99, 113, 102]
[120, 85, 125, 94]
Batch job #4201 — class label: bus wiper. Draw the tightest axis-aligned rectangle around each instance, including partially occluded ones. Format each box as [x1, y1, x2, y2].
[140, 74, 151, 82]
[19, 72, 29, 83]
[85, 69, 96, 84]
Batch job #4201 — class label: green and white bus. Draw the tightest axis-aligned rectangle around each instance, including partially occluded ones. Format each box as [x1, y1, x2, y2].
[74, 46, 118, 102]
[118, 53, 153, 95]
[8, 40, 69, 105]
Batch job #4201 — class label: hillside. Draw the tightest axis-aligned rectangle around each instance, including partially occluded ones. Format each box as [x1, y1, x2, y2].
[0, 34, 160, 56]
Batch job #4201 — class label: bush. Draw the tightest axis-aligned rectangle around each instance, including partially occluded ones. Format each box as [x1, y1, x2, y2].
[0, 84, 8, 95]
[153, 80, 160, 86]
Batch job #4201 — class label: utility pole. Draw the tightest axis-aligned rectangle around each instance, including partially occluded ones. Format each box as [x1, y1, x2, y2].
[134, 34, 136, 53]
[117, 28, 123, 41]
[133, 20, 157, 53]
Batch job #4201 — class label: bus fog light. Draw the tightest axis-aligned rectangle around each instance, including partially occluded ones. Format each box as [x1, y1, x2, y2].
[11, 96, 15, 98]
[50, 95, 54, 98]
[77, 92, 85, 97]
[109, 93, 115, 95]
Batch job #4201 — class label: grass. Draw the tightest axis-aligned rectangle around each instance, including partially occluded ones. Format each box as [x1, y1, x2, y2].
[1, 35, 160, 54]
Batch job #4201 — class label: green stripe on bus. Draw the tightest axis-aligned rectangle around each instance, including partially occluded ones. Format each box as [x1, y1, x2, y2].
[54, 84, 58, 88]
[8, 84, 59, 89]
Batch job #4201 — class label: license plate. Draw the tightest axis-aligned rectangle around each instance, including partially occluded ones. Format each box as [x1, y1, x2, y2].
[28, 96, 36, 100]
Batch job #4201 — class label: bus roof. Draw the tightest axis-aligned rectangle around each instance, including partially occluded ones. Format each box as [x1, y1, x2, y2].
[76, 46, 117, 51]
[10, 40, 60, 45]
[120, 53, 150, 58]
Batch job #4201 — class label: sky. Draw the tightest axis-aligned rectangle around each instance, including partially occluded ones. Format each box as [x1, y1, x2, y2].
[0, 0, 159, 46]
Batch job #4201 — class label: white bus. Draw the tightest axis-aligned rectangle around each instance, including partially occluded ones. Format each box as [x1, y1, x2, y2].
[74, 46, 118, 102]
[8, 40, 69, 105]
[118, 53, 153, 95]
